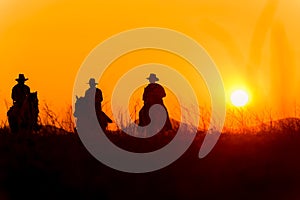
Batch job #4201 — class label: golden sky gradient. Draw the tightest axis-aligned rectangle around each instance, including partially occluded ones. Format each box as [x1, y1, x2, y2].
[0, 0, 300, 125]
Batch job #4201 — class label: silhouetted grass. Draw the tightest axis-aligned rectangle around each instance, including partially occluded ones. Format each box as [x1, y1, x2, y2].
[0, 116, 300, 199]
[1, 103, 300, 199]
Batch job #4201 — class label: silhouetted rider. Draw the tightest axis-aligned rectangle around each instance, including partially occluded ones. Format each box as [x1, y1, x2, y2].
[142, 79, 166, 105]
[12, 74, 30, 107]
[85, 78, 103, 112]
[83, 78, 112, 129]
[139, 73, 172, 130]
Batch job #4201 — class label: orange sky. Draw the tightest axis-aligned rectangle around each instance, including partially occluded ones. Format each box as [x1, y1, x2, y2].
[0, 0, 300, 126]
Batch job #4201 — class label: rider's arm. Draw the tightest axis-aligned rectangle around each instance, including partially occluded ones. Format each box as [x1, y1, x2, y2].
[25, 85, 30, 95]
[142, 86, 149, 101]
[11, 86, 17, 102]
[97, 89, 103, 102]
[156, 84, 166, 98]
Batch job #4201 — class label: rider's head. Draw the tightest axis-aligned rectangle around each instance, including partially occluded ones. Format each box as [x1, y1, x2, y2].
[87, 78, 98, 88]
[146, 73, 159, 84]
[16, 74, 28, 85]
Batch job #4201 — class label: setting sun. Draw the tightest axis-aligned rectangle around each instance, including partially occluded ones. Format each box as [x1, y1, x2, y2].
[230, 89, 249, 107]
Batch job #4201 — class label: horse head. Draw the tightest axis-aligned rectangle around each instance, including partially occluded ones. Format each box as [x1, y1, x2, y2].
[28, 92, 38, 104]
[74, 96, 86, 118]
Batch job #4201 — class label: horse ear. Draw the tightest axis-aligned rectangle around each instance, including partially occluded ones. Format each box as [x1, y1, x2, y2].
[76, 95, 79, 100]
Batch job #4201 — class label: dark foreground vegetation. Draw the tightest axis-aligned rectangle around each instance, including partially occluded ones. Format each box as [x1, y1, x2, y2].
[0, 120, 300, 200]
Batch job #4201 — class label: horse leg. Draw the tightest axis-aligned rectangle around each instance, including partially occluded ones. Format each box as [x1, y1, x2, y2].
[7, 107, 18, 134]
[8, 116, 18, 134]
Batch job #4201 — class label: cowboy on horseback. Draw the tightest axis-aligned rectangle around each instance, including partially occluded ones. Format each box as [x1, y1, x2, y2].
[7, 74, 39, 133]
[74, 78, 112, 131]
[85, 78, 112, 129]
[12, 74, 30, 108]
[138, 73, 172, 132]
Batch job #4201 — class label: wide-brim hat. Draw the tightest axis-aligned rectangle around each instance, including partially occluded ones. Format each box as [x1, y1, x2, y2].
[15, 74, 28, 82]
[146, 73, 159, 81]
[87, 78, 98, 85]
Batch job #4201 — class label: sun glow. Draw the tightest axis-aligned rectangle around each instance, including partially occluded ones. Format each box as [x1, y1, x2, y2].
[230, 89, 249, 107]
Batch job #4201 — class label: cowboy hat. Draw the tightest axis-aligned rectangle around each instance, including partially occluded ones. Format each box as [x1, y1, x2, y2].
[146, 73, 159, 82]
[15, 74, 28, 82]
[87, 78, 98, 85]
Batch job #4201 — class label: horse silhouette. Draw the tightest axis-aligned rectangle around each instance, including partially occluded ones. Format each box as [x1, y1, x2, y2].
[74, 96, 112, 131]
[7, 92, 39, 134]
